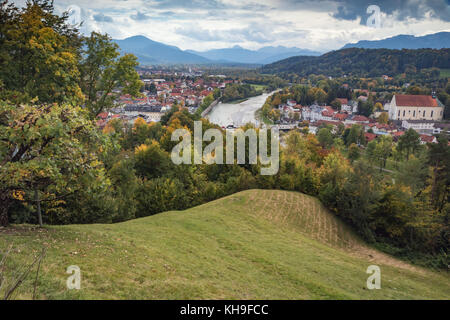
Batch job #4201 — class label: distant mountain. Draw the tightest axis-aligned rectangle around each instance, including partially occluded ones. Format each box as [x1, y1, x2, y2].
[187, 45, 321, 64]
[262, 48, 450, 77]
[342, 32, 450, 50]
[113, 35, 211, 65]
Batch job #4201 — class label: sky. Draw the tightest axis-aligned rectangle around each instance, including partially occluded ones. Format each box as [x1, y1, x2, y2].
[11, 0, 450, 52]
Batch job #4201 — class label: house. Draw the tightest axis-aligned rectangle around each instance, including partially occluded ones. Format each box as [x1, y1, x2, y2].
[302, 104, 323, 121]
[350, 115, 370, 124]
[287, 100, 297, 107]
[392, 130, 405, 141]
[401, 120, 436, 134]
[333, 113, 349, 121]
[420, 134, 437, 144]
[433, 123, 450, 135]
[388, 94, 444, 121]
[365, 132, 377, 142]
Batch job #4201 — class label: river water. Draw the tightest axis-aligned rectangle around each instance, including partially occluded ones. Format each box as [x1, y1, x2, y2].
[206, 91, 275, 127]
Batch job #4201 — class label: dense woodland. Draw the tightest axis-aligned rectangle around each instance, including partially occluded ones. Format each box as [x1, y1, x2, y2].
[0, 1, 448, 269]
[262, 48, 450, 79]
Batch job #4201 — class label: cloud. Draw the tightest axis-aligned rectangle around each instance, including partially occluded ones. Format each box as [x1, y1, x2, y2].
[42, 0, 450, 52]
[93, 13, 113, 22]
[130, 11, 151, 21]
[175, 22, 287, 43]
[330, 0, 450, 23]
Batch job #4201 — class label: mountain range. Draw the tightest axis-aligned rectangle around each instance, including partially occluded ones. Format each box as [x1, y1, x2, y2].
[113, 36, 320, 65]
[186, 45, 321, 64]
[113, 32, 450, 66]
[342, 32, 450, 50]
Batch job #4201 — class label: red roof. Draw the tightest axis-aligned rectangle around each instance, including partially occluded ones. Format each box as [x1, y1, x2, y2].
[365, 132, 377, 142]
[395, 95, 438, 107]
[420, 134, 436, 143]
[333, 113, 349, 121]
[98, 112, 108, 119]
[352, 115, 370, 122]
[322, 110, 334, 117]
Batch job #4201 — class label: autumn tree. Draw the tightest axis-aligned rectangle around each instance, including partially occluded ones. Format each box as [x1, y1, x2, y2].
[0, 0, 83, 104]
[0, 101, 107, 227]
[377, 112, 389, 124]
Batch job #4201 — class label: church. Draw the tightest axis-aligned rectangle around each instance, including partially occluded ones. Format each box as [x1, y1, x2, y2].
[387, 94, 444, 121]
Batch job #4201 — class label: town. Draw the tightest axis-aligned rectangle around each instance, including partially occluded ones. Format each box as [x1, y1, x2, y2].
[96, 67, 449, 146]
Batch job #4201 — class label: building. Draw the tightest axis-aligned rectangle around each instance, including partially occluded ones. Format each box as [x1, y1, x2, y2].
[388, 94, 444, 121]
[401, 120, 436, 134]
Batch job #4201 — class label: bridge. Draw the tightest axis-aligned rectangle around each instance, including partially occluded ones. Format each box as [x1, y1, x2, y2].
[270, 124, 298, 131]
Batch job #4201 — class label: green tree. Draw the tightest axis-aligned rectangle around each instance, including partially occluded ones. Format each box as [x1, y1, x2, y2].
[348, 143, 360, 162]
[80, 32, 143, 116]
[330, 98, 342, 110]
[374, 135, 393, 170]
[427, 134, 450, 212]
[345, 124, 366, 146]
[317, 127, 333, 149]
[0, 101, 107, 227]
[397, 128, 421, 160]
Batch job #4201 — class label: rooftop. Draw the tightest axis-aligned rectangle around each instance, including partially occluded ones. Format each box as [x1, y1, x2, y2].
[395, 94, 438, 107]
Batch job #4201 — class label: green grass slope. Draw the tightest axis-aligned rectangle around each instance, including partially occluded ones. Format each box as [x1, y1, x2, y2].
[1, 190, 449, 299]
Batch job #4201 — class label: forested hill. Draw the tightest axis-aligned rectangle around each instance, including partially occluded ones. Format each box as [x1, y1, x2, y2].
[261, 48, 450, 77]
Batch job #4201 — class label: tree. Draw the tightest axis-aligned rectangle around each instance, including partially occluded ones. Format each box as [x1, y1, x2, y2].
[374, 102, 383, 111]
[0, 101, 107, 227]
[374, 135, 393, 170]
[80, 32, 143, 116]
[330, 99, 342, 110]
[318, 151, 351, 210]
[268, 109, 281, 121]
[0, 0, 83, 104]
[317, 127, 333, 149]
[348, 143, 360, 162]
[427, 134, 450, 212]
[345, 124, 366, 146]
[397, 128, 421, 160]
[377, 112, 389, 124]
[134, 140, 173, 179]
[357, 100, 374, 117]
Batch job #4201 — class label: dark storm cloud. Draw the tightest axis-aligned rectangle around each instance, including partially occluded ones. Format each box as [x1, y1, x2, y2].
[330, 0, 450, 22]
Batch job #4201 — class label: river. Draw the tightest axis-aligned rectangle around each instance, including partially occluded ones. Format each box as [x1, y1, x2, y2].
[206, 91, 276, 127]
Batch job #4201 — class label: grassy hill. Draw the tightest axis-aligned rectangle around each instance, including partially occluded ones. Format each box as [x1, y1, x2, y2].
[1, 190, 449, 299]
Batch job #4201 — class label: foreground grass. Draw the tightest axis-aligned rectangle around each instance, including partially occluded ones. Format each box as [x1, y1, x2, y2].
[1, 190, 449, 299]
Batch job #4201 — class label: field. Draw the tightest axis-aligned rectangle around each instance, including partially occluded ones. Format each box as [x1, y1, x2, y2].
[439, 68, 450, 79]
[249, 84, 268, 91]
[1, 190, 449, 299]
